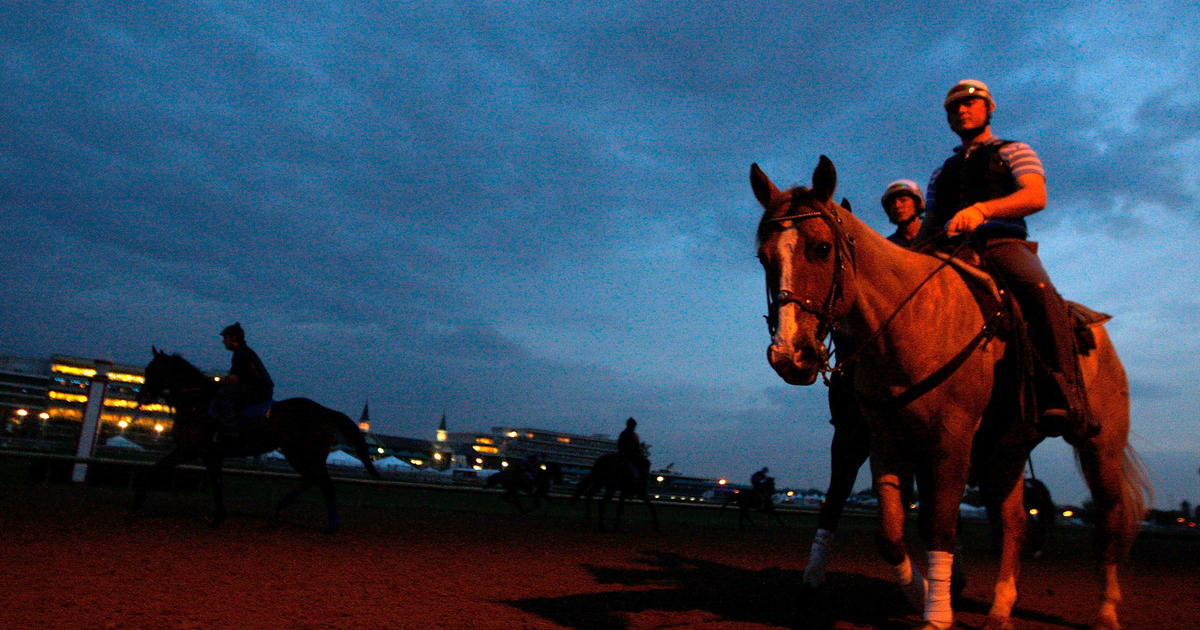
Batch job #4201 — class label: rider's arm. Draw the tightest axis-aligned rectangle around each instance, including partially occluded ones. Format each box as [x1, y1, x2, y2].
[946, 173, 1045, 234]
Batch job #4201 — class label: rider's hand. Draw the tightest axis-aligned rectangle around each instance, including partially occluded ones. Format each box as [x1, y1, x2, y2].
[945, 203, 988, 235]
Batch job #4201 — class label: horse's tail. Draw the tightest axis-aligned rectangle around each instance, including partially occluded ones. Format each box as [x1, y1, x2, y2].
[331, 409, 381, 479]
[1116, 443, 1152, 552]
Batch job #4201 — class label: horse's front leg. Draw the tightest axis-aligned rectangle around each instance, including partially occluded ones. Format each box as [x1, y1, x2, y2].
[597, 487, 615, 531]
[203, 452, 227, 527]
[130, 447, 187, 512]
[875, 472, 926, 610]
[916, 446, 972, 630]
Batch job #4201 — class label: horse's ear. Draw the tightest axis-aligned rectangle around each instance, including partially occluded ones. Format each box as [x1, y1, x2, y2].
[152, 346, 160, 357]
[812, 155, 837, 201]
[750, 163, 779, 208]
[841, 198, 853, 214]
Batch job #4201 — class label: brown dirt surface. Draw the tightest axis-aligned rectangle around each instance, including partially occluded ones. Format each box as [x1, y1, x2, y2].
[1, 459, 1197, 629]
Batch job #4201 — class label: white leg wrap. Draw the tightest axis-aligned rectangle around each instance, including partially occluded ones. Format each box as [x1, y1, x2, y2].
[803, 528, 834, 587]
[923, 550, 955, 629]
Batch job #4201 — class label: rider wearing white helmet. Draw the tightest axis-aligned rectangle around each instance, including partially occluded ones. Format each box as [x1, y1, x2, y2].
[919, 79, 1094, 442]
[880, 179, 925, 247]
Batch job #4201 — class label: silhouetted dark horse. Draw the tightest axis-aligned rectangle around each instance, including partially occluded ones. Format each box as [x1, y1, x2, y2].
[984, 477, 1055, 559]
[131, 349, 379, 534]
[572, 453, 658, 531]
[485, 460, 562, 513]
[723, 478, 783, 528]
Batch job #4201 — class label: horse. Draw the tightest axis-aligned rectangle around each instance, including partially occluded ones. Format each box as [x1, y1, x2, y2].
[753, 158, 1149, 630]
[130, 348, 380, 534]
[572, 453, 658, 532]
[485, 460, 563, 513]
[723, 477, 784, 528]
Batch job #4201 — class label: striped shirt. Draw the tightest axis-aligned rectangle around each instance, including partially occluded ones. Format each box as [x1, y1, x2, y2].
[925, 137, 1044, 238]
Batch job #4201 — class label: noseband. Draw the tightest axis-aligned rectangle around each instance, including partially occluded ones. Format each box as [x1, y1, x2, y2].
[761, 195, 856, 342]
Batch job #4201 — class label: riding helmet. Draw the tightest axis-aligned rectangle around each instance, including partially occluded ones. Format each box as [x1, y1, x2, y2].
[944, 79, 995, 110]
[880, 179, 925, 212]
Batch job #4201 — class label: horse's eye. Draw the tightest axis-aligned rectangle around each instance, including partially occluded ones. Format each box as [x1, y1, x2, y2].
[810, 242, 833, 261]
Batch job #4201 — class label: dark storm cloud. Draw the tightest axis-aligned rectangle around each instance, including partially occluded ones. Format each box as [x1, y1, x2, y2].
[2, 2, 1198, 503]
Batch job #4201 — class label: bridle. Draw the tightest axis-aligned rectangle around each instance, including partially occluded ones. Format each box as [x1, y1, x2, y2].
[760, 190, 992, 389]
[760, 193, 856, 348]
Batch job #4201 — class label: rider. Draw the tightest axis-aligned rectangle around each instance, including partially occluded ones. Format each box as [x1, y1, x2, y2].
[617, 417, 648, 484]
[750, 466, 772, 493]
[521, 452, 544, 484]
[213, 322, 274, 442]
[918, 79, 1095, 442]
[880, 179, 925, 247]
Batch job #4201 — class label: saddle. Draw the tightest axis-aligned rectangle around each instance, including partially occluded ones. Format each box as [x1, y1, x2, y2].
[932, 251, 1111, 357]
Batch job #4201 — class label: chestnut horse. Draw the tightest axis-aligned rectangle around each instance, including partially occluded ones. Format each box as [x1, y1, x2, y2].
[752, 158, 1148, 630]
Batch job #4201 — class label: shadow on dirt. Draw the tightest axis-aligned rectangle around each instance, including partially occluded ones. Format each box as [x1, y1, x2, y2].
[505, 549, 915, 629]
[506, 548, 1090, 629]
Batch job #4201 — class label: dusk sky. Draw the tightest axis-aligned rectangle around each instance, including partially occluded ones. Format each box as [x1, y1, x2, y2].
[2, 2, 1197, 509]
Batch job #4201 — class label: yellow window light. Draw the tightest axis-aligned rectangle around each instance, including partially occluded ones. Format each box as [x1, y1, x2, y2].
[49, 391, 89, 403]
[107, 372, 145, 384]
[52, 364, 97, 378]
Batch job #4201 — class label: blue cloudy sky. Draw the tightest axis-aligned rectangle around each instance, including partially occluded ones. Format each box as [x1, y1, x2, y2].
[2, 2, 1197, 508]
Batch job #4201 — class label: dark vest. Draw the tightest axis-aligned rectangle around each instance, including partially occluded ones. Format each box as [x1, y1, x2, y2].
[931, 140, 1027, 239]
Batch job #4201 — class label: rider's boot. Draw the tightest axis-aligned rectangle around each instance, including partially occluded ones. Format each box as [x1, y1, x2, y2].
[1027, 288, 1098, 442]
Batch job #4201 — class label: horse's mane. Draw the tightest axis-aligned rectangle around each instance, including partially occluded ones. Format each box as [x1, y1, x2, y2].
[156, 351, 210, 384]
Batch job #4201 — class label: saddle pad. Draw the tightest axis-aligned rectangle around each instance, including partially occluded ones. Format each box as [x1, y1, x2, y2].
[239, 400, 273, 420]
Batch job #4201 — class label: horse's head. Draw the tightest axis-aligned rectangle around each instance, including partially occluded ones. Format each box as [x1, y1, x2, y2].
[752, 157, 857, 385]
[137, 347, 206, 405]
[137, 347, 171, 404]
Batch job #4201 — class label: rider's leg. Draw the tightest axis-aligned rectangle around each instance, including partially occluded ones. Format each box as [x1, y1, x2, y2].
[984, 239, 1094, 440]
[212, 386, 239, 442]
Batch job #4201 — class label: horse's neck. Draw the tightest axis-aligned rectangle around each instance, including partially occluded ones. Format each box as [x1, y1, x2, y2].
[838, 215, 970, 359]
[171, 358, 215, 399]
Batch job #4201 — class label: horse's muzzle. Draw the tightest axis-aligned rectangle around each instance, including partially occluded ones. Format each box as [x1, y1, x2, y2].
[767, 341, 825, 385]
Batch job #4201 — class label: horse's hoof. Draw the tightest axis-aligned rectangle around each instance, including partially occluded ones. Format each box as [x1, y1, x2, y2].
[982, 615, 1014, 630]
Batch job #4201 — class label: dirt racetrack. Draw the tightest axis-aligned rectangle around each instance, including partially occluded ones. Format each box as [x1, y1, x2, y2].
[1, 458, 1197, 630]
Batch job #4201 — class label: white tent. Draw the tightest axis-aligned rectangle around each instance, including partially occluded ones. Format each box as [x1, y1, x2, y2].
[263, 449, 287, 460]
[374, 455, 417, 472]
[959, 503, 988, 520]
[105, 435, 145, 451]
[326, 449, 365, 468]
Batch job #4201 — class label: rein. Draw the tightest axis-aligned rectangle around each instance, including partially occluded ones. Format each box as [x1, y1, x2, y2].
[763, 198, 991, 394]
[829, 235, 975, 381]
